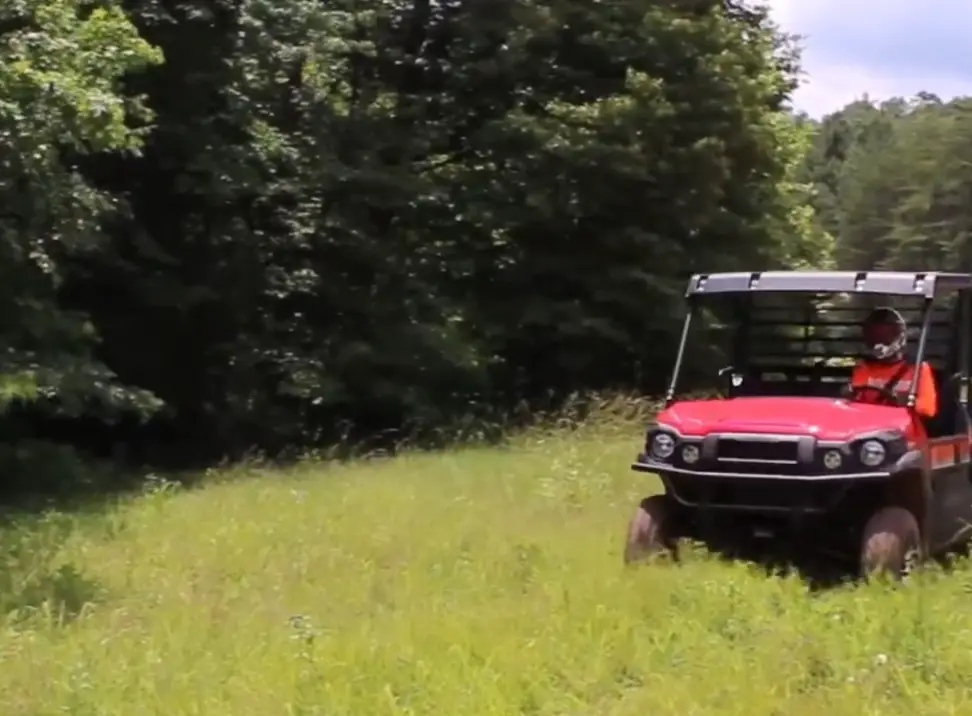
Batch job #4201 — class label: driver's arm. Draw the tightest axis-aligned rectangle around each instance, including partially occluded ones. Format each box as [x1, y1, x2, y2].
[915, 362, 938, 418]
[846, 361, 869, 397]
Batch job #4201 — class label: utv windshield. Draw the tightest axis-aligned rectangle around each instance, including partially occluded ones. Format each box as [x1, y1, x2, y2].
[669, 290, 955, 401]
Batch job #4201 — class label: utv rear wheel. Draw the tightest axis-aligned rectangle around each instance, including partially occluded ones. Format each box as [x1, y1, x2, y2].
[624, 495, 679, 565]
[860, 506, 921, 580]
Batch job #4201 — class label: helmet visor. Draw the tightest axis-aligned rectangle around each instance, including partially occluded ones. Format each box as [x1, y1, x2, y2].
[864, 321, 900, 346]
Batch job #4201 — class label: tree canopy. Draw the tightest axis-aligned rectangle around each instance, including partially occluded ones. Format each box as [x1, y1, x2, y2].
[798, 93, 972, 273]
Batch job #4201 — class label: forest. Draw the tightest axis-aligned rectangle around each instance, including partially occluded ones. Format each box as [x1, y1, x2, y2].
[0, 0, 966, 494]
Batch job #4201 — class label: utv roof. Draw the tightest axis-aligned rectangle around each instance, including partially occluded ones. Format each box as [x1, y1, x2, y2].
[685, 271, 972, 299]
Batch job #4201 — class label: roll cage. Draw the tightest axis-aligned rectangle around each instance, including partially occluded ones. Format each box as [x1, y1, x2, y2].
[665, 271, 972, 438]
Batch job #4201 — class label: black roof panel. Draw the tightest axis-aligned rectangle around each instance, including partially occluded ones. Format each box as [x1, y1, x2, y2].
[685, 271, 972, 298]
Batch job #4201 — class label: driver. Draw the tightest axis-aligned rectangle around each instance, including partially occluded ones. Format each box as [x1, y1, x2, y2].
[848, 306, 937, 418]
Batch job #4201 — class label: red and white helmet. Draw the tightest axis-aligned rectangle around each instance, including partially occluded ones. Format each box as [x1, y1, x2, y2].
[862, 306, 907, 362]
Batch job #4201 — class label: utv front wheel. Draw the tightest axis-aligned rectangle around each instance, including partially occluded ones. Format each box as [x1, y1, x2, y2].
[860, 506, 921, 580]
[624, 495, 679, 565]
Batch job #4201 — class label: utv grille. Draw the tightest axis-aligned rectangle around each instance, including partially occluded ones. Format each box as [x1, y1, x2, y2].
[715, 437, 799, 464]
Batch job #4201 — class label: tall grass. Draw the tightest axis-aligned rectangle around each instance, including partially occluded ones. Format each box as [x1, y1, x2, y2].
[2, 397, 972, 715]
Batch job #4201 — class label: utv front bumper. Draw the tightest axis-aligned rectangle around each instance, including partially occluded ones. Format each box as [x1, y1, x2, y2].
[631, 454, 891, 481]
[632, 454, 893, 514]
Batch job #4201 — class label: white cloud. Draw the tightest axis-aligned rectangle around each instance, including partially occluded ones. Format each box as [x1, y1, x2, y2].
[765, 0, 972, 117]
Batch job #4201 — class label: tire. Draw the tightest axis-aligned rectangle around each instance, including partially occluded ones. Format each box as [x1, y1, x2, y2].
[624, 495, 679, 565]
[860, 506, 921, 580]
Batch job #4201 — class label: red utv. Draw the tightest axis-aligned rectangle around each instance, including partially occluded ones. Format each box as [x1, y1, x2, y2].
[625, 270, 972, 578]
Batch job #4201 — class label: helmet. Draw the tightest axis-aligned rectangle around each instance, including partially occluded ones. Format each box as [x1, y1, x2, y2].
[862, 306, 907, 362]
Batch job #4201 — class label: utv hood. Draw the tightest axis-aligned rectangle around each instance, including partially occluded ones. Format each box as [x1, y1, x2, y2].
[657, 396, 911, 442]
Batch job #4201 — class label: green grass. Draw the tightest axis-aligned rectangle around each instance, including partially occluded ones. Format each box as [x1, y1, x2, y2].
[3, 409, 972, 715]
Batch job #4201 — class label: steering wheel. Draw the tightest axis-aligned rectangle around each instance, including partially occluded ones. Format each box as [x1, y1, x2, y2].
[718, 365, 754, 397]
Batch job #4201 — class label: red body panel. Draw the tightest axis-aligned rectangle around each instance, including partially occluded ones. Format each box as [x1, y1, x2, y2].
[657, 396, 915, 442]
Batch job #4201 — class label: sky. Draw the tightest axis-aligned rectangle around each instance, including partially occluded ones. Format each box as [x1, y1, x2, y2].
[766, 0, 972, 117]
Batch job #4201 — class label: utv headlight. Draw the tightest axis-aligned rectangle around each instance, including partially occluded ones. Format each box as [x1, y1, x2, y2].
[859, 440, 886, 467]
[651, 432, 676, 460]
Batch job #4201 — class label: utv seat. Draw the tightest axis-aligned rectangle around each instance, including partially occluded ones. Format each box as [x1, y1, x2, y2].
[923, 365, 961, 438]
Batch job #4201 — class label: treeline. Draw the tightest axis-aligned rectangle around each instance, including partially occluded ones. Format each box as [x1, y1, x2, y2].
[1, 0, 832, 492]
[799, 93, 972, 270]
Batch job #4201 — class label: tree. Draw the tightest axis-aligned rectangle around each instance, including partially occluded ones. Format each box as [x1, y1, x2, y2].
[0, 0, 162, 419]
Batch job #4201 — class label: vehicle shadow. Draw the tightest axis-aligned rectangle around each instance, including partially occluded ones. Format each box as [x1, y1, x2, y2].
[750, 555, 859, 592]
[711, 544, 972, 593]
[700, 543, 862, 592]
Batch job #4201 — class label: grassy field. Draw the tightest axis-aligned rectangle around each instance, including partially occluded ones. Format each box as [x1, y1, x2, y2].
[3, 407, 972, 715]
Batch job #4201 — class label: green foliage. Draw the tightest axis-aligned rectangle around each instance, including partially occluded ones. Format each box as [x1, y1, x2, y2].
[800, 93, 972, 274]
[0, 0, 831, 488]
[0, 0, 163, 426]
